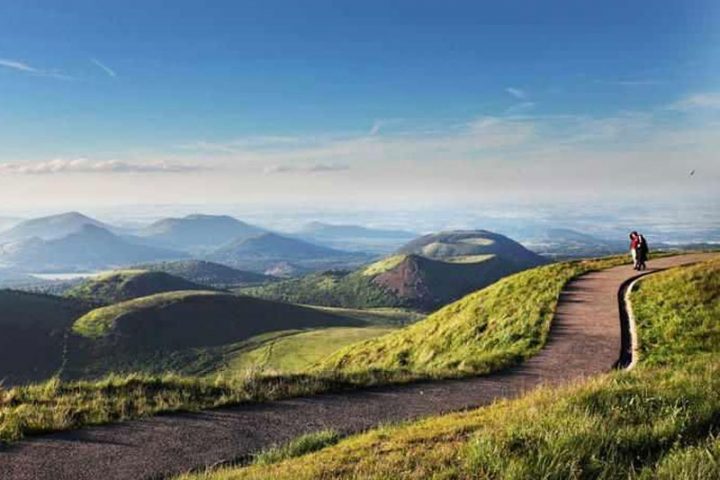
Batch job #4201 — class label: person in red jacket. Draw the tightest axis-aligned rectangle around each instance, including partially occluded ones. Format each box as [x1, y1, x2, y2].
[629, 231, 640, 269]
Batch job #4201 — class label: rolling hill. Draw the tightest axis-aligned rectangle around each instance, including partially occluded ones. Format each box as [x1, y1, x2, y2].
[207, 232, 371, 273]
[0, 290, 89, 385]
[137, 260, 274, 287]
[138, 214, 265, 252]
[397, 229, 546, 266]
[244, 230, 547, 311]
[65, 269, 209, 304]
[65, 290, 366, 377]
[0, 211, 108, 243]
[0, 224, 186, 272]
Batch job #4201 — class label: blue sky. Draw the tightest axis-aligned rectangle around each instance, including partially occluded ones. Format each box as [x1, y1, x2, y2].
[0, 0, 718, 208]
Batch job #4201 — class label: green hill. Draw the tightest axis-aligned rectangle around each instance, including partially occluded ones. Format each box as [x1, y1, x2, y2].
[138, 260, 274, 287]
[65, 290, 366, 378]
[180, 258, 720, 480]
[65, 269, 209, 304]
[0, 290, 88, 385]
[244, 247, 539, 311]
[396, 229, 546, 266]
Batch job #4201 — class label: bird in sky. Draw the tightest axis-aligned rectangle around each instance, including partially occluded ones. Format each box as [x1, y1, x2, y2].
[689, 169, 695, 176]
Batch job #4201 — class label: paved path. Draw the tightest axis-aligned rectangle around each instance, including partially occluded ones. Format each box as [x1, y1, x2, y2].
[0, 253, 715, 480]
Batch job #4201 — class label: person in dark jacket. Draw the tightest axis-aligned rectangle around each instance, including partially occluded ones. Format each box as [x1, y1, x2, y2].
[636, 233, 649, 270]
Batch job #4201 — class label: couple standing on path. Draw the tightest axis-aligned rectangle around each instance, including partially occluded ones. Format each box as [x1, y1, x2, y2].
[629, 231, 649, 270]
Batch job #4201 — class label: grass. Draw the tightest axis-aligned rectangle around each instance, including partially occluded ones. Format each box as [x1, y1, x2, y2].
[360, 254, 407, 276]
[65, 269, 208, 305]
[226, 326, 398, 373]
[72, 290, 222, 338]
[317, 255, 631, 375]
[252, 430, 340, 466]
[445, 254, 495, 263]
[304, 305, 424, 326]
[0, 254, 636, 443]
[631, 257, 720, 366]
[174, 256, 720, 480]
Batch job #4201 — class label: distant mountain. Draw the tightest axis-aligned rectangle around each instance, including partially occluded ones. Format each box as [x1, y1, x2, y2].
[207, 232, 372, 273]
[0, 212, 108, 243]
[0, 290, 89, 385]
[65, 290, 363, 378]
[294, 222, 418, 254]
[244, 230, 546, 311]
[138, 214, 265, 253]
[65, 269, 209, 304]
[0, 224, 186, 272]
[397, 230, 547, 267]
[137, 260, 275, 287]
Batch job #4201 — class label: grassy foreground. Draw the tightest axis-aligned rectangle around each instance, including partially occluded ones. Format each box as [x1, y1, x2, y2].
[180, 257, 720, 479]
[0, 255, 629, 443]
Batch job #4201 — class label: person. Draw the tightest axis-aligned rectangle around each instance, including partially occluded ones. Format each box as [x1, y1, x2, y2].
[629, 231, 640, 269]
[636, 232, 649, 270]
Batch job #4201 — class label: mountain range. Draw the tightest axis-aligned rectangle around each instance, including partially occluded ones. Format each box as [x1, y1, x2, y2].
[0, 224, 185, 272]
[207, 232, 372, 274]
[0, 212, 370, 276]
[137, 214, 265, 253]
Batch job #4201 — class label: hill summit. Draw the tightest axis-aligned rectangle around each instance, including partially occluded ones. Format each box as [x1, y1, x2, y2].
[244, 229, 546, 311]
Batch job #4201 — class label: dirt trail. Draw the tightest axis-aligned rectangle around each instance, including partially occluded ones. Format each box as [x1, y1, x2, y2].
[0, 253, 714, 480]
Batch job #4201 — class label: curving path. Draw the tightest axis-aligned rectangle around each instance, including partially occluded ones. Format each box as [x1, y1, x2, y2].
[0, 253, 715, 480]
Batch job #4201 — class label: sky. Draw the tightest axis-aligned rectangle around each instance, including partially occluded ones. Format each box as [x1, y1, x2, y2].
[0, 0, 718, 212]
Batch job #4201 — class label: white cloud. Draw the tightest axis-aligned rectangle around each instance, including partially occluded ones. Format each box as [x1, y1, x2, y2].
[671, 93, 720, 110]
[0, 58, 70, 80]
[263, 163, 350, 175]
[0, 158, 207, 175]
[90, 58, 117, 78]
[0, 59, 37, 72]
[505, 87, 526, 99]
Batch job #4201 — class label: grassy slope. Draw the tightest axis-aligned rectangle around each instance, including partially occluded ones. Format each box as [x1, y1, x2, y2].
[65, 269, 209, 305]
[181, 257, 720, 480]
[66, 291, 370, 379]
[317, 256, 626, 375]
[240, 269, 399, 309]
[227, 327, 398, 374]
[70, 307, 420, 378]
[0, 255, 634, 442]
[72, 290, 222, 338]
[0, 290, 88, 385]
